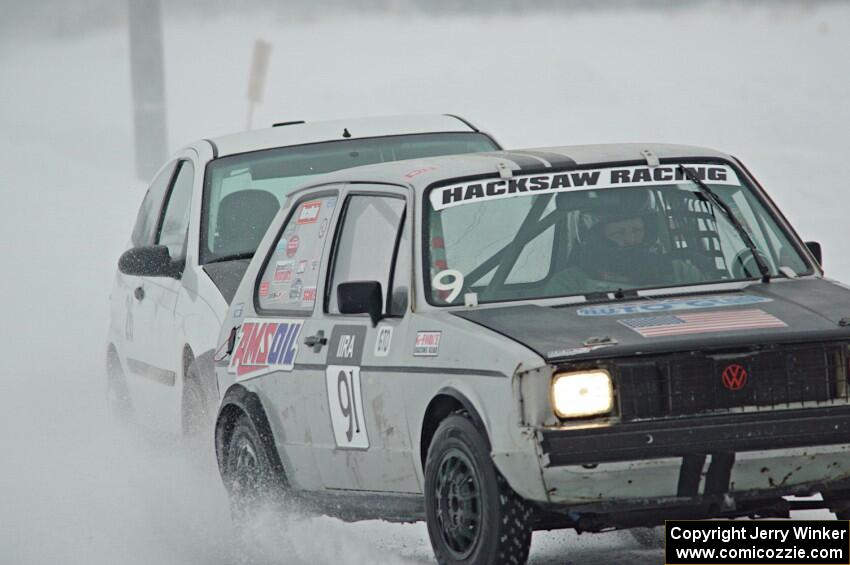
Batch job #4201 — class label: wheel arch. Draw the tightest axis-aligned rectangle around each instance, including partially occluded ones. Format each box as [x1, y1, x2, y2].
[215, 383, 287, 485]
[419, 386, 490, 472]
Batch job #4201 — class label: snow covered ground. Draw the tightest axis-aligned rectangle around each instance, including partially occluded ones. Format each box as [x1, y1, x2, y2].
[1, 3, 848, 564]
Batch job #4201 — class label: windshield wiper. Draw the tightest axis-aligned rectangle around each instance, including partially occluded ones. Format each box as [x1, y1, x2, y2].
[678, 164, 771, 284]
[204, 251, 255, 265]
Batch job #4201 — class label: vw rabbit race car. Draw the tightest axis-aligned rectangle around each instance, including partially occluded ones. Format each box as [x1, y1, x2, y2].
[105, 114, 500, 439]
[213, 143, 850, 564]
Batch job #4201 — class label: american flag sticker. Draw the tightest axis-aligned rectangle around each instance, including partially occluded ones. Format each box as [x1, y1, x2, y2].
[618, 308, 787, 338]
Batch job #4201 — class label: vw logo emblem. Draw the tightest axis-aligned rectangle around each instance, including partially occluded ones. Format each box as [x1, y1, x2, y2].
[722, 363, 748, 391]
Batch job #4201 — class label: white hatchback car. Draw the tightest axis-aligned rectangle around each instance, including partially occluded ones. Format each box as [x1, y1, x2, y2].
[106, 115, 500, 437]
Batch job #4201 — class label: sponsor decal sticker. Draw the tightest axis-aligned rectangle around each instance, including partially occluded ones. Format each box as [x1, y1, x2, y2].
[301, 286, 317, 307]
[414, 331, 442, 356]
[429, 164, 739, 211]
[259, 281, 270, 297]
[404, 166, 438, 179]
[310, 259, 320, 271]
[318, 217, 329, 238]
[228, 318, 303, 379]
[297, 201, 322, 224]
[374, 325, 393, 357]
[232, 302, 244, 320]
[286, 235, 300, 258]
[273, 261, 293, 282]
[577, 294, 772, 316]
[283, 222, 297, 238]
[721, 363, 748, 391]
[619, 308, 787, 338]
[326, 197, 337, 209]
[296, 259, 307, 274]
[289, 278, 303, 302]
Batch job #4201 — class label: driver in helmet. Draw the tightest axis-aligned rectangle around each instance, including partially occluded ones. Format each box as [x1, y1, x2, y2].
[546, 189, 704, 294]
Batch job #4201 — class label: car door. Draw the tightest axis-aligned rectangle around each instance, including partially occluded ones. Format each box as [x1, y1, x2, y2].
[250, 189, 343, 491]
[121, 160, 177, 425]
[130, 157, 195, 431]
[309, 187, 420, 493]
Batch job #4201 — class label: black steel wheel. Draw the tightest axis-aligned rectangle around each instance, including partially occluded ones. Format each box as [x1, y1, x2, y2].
[425, 414, 533, 565]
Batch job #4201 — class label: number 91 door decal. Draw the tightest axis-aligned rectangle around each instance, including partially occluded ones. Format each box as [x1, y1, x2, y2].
[325, 325, 369, 449]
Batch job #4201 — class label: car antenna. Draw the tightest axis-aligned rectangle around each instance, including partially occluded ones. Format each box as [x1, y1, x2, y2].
[342, 128, 351, 138]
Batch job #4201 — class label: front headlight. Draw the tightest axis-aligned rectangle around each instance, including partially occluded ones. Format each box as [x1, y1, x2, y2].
[551, 370, 614, 418]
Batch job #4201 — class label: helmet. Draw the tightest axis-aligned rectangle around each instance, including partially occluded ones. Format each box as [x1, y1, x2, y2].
[558, 188, 658, 248]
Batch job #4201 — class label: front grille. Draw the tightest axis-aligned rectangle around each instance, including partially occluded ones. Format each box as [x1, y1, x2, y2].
[615, 342, 848, 421]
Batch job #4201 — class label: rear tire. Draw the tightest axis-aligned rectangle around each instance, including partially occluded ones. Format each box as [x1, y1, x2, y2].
[424, 414, 533, 565]
[222, 413, 285, 525]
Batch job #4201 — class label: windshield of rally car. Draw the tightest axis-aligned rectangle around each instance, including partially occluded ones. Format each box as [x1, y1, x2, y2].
[200, 132, 498, 263]
[424, 163, 812, 305]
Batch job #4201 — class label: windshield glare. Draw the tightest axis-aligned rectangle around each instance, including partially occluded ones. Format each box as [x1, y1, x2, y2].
[425, 163, 810, 306]
[201, 132, 498, 263]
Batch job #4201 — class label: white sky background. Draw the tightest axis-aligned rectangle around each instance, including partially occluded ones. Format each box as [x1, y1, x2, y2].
[0, 3, 847, 564]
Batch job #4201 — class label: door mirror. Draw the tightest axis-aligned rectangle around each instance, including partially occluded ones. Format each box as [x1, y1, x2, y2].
[805, 241, 823, 267]
[337, 281, 383, 327]
[118, 245, 182, 278]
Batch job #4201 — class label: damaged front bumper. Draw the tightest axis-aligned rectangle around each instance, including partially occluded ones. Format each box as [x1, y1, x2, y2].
[537, 404, 850, 508]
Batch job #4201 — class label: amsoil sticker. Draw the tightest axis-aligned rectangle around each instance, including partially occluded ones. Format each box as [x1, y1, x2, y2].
[414, 331, 441, 356]
[273, 261, 293, 282]
[297, 201, 322, 224]
[228, 318, 303, 380]
[577, 294, 772, 317]
[259, 281, 270, 297]
[301, 286, 317, 307]
[429, 164, 739, 211]
[286, 235, 300, 258]
[374, 325, 393, 357]
[619, 308, 787, 338]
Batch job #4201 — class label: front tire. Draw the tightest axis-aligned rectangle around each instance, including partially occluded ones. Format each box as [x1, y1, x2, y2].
[424, 414, 533, 565]
[106, 352, 134, 426]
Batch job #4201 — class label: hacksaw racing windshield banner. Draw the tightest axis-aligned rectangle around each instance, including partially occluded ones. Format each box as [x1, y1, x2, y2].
[428, 163, 738, 210]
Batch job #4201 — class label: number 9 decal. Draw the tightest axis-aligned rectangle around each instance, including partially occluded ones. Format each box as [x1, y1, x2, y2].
[432, 269, 464, 303]
[326, 365, 369, 449]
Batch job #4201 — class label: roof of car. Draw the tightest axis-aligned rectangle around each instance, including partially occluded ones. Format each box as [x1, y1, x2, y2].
[305, 143, 734, 192]
[207, 114, 482, 157]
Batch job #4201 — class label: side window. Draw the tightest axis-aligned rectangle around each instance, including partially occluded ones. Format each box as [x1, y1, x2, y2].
[157, 160, 195, 260]
[131, 161, 176, 248]
[328, 195, 406, 315]
[257, 193, 338, 312]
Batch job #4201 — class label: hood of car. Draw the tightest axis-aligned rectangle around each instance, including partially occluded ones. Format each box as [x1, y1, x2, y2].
[452, 278, 850, 363]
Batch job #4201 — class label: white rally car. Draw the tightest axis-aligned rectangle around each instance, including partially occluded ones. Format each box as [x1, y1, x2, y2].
[105, 115, 500, 437]
[213, 144, 850, 564]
